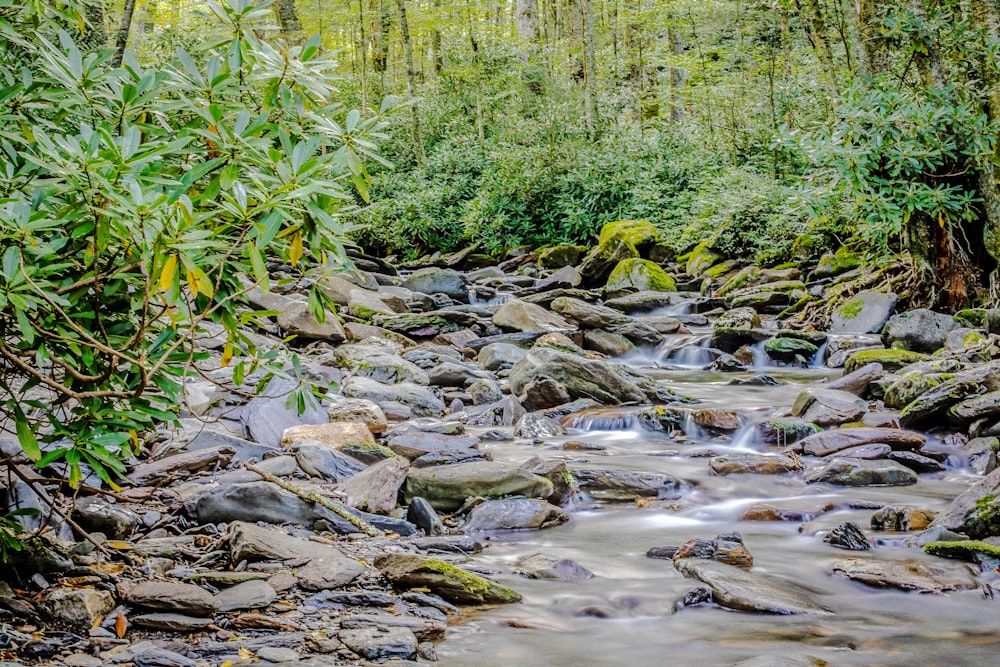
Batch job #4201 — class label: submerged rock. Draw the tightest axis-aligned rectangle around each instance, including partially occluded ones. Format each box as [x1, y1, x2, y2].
[462, 499, 568, 532]
[514, 552, 593, 580]
[674, 558, 829, 615]
[830, 558, 975, 593]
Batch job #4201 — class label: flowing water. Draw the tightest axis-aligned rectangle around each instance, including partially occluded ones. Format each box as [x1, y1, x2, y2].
[436, 310, 997, 667]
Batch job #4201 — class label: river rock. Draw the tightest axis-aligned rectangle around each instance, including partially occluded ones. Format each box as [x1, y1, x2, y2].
[42, 587, 115, 628]
[426, 360, 490, 387]
[462, 498, 568, 532]
[127, 581, 220, 616]
[71, 497, 139, 540]
[844, 348, 933, 373]
[871, 505, 935, 531]
[550, 296, 630, 329]
[573, 468, 681, 501]
[823, 521, 871, 550]
[387, 431, 479, 459]
[241, 378, 329, 448]
[291, 442, 366, 481]
[900, 361, 1000, 427]
[343, 376, 445, 417]
[794, 427, 925, 456]
[514, 552, 593, 580]
[604, 291, 677, 313]
[966, 437, 998, 475]
[807, 458, 918, 486]
[328, 343, 429, 385]
[931, 466, 1000, 538]
[738, 502, 833, 522]
[674, 558, 829, 615]
[882, 308, 960, 353]
[509, 349, 649, 406]
[403, 461, 554, 511]
[277, 300, 346, 343]
[404, 267, 467, 301]
[826, 362, 883, 397]
[374, 553, 522, 604]
[514, 412, 567, 438]
[606, 258, 676, 292]
[830, 290, 898, 334]
[791, 387, 867, 426]
[326, 397, 388, 434]
[215, 580, 276, 612]
[763, 337, 819, 364]
[833, 443, 892, 459]
[339, 627, 418, 661]
[582, 329, 635, 356]
[338, 457, 410, 515]
[830, 558, 975, 592]
[373, 311, 477, 337]
[538, 244, 587, 268]
[493, 298, 573, 332]
[673, 533, 754, 569]
[948, 389, 1000, 422]
[709, 454, 803, 476]
[197, 480, 318, 526]
[478, 342, 530, 370]
[407, 497, 445, 536]
[887, 449, 946, 473]
[132, 613, 215, 632]
[281, 422, 375, 449]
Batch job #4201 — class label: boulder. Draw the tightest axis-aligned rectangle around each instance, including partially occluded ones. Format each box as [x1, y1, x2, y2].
[127, 582, 220, 617]
[492, 298, 574, 333]
[339, 627, 418, 661]
[900, 361, 1000, 427]
[462, 499, 568, 532]
[328, 343, 429, 385]
[537, 244, 588, 269]
[871, 505, 935, 531]
[715, 307, 761, 330]
[372, 311, 477, 337]
[606, 258, 676, 292]
[374, 553, 521, 604]
[583, 329, 636, 356]
[844, 348, 932, 373]
[281, 422, 375, 449]
[338, 457, 410, 515]
[830, 558, 974, 593]
[404, 267, 467, 301]
[292, 442, 366, 482]
[709, 454, 803, 476]
[882, 308, 960, 353]
[685, 242, 724, 277]
[343, 376, 445, 417]
[807, 458, 918, 486]
[42, 588, 115, 628]
[327, 398, 388, 434]
[514, 552, 593, 580]
[791, 388, 867, 426]
[674, 558, 829, 615]
[509, 349, 649, 406]
[793, 427, 925, 457]
[387, 431, 479, 459]
[598, 219, 658, 251]
[277, 300, 346, 343]
[579, 237, 639, 287]
[514, 412, 567, 438]
[604, 291, 677, 314]
[763, 337, 819, 364]
[478, 342, 530, 371]
[573, 468, 681, 501]
[403, 461, 554, 511]
[550, 297, 630, 329]
[931, 466, 1000, 538]
[830, 291, 898, 334]
[241, 378, 328, 448]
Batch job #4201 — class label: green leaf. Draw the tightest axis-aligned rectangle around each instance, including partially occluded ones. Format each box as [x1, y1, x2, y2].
[16, 414, 40, 463]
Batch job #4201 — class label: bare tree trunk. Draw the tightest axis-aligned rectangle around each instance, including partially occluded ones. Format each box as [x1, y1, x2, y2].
[432, 0, 444, 74]
[796, 0, 840, 99]
[395, 0, 428, 169]
[84, 0, 107, 48]
[275, 0, 302, 39]
[668, 18, 685, 124]
[858, 0, 894, 75]
[372, 0, 389, 74]
[580, 0, 598, 138]
[841, 0, 870, 78]
[515, 0, 540, 62]
[112, 0, 137, 67]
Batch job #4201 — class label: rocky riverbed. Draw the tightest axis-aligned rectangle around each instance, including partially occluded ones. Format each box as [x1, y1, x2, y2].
[4, 222, 1000, 666]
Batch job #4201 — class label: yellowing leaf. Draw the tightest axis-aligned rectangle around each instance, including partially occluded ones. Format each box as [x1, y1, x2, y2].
[289, 232, 303, 267]
[186, 268, 198, 297]
[237, 647, 256, 659]
[115, 611, 127, 638]
[104, 540, 135, 550]
[221, 343, 234, 367]
[159, 255, 177, 292]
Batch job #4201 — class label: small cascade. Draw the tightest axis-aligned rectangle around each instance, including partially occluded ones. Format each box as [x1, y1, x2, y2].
[561, 409, 641, 432]
[487, 293, 511, 306]
[682, 412, 705, 441]
[657, 335, 715, 369]
[468, 289, 480, 305]
[748, 340, 772, 370]
[728, 422, 765, 452]
[809, 340, 829, 368]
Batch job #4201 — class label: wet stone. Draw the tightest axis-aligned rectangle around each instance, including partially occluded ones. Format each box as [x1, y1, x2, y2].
[823, 521, 871, 550]
[339, 627, 419, 661]
[871, 505, 936, 532]
[807, 458, 918, 487]
[513, 552, 593, 580]
[214, 579, 276, 612]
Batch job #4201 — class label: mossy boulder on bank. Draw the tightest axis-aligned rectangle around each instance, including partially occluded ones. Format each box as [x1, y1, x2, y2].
[812, 247, 861, 279]
[579, 237, 639, 287]
[844, 349, 933, 373]
[537, 244, 587, 269]
[606, 258, 677, 292]
[598, 220, 658, 251]
[375, 553, 522, 604]
[685, 241, 725, 277]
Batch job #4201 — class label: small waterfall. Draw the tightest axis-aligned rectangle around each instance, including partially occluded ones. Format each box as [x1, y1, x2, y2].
[748, 340, 771, 370]
[487, 293, 511, 306]
[809, 340, 829, 368]
[562, 410, 640, 432]
[728, 422, 765, 451]
[682, 412, 705, 441]
[657, 335, 715, 369]
[468, 289, 480, 305]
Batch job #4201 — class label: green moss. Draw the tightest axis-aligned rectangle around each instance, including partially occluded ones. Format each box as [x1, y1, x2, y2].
[537, 244, 587, 269]
[838, 297, 864, 320]
[685, 241, 724, 277]
[717, 266, 758, 297]
[606, 258, 677, 292]
[705, 261, 735, 279]
[924, 540, 1000, 561]
[423, 558, 522, 603]
[955, 309, 987, 327]
[844, 348, 933, 373]
[813, 247, 862, 278]
[598, 220, 658, 248]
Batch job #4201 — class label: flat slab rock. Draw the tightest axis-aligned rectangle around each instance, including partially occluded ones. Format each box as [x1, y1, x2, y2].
[674, 558, 830, 615]
[794, 427, 925, 457]
[830, 558, 976, 593]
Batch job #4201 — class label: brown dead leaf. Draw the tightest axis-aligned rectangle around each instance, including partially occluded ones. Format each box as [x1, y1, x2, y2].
[115, 611, 128, 638]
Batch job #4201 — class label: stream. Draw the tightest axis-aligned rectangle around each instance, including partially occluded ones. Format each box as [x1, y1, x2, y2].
[436, 303, 995, 667]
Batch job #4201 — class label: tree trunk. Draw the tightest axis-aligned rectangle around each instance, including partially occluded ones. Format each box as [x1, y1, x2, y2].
[395, 0, 428, 169]
[858, 0, 894, 75]
[515, 0, 540, 62]
[970, 0, 1000, 272]
[275, 0, 302, 38]
[431, 0, 444, 74]
[372, 0, 389, 74]
[112, 0, 138, 67]
[797, 0, 840, 99]
[84, 0, 107, 49]
[668, 18, 685, 124]
[580, 0, 598, 138]
[841, 0, 870, 78]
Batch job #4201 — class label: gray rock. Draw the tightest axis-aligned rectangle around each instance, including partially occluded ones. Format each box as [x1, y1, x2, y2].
[127, 581, 220, 616]
[794, 427, 924, 456]
[276, 300, 346, 342]
[514, 412, 567, 438]
[514, 552, 593, 580]
[291, 442, 365, 482]
[823, 521, 871, 550]
[468, 378, 503, 405]
[583, 329, 635, 356]
[462, 499, 568, 532]
[882, 308, 960, 353]
[509, 349, 649, 406]
[709, 454, 803, 476]
[41, 587, 114, 628]
[132, 613, 215, 632]
[674, 558, 829, 614]
[477, 343, 530, 371]
[791, 387, 867, 426]
[342, 376, 445, 417]
[492, 298, 574, 333]
[830, 557, 975, 592]
[931, 466, 1000, 538]
[404, 461, 554, 511]
[339, 627, 418, 661]
[573, 468, 681, 501]
[387, 431, 479, 459]
[426, 360, 490, 387]
[407, 497, 445, 536]
[900, 360, 1000, 427]
[826, 362, 883, 396]
[241, 378, 328, 448]
[215, 580, 276, 612]
[550, 297, 630, 329]
[604, 291, 676, 313]
[830, 290, 898, 333]
[328, 343, 429, 385]
[715, 307, 761, 330]
[374, 553, 521, 604]
[71, 497, 139, 540]
[197, 481, 318, 526]
[338, 457, 409, 515]
[807, 458, 918, 486]
[327, 397, 389, 434]
[404, 267, 467, 301]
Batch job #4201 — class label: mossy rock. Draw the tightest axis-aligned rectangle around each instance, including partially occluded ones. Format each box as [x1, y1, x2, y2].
[757, 418, 822, 445]
[717, 266, 760, 297]
[685, 241, 724, 277]
[537, 244, 587, 269]
[374, 553, 522, 605]
[812, 247, 862, 279]
[579, 237, 639, 287]
[883, 372, 954, 410]
[955, 309, 987, 328]
[763, 337, 819, 363]
[705, 260, 738, 279]
[598, 220, 658, 251]
[341, 442, 396, 464]
[844, 349, 933, 373]
[606, 258, 677, 292]
[923, 540, 1000, 562]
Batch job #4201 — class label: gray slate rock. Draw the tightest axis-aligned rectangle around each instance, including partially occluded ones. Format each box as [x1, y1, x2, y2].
[830, 290, 898, 333]
[807, 458, 918, 486]
[215, 580, 276, 612]
[882, 308, 959, 353]
[342, 376, 445, 417]
[127, 581, 220, 616]
[462, 499, 568, 532]
[674, 558, 829, 615]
